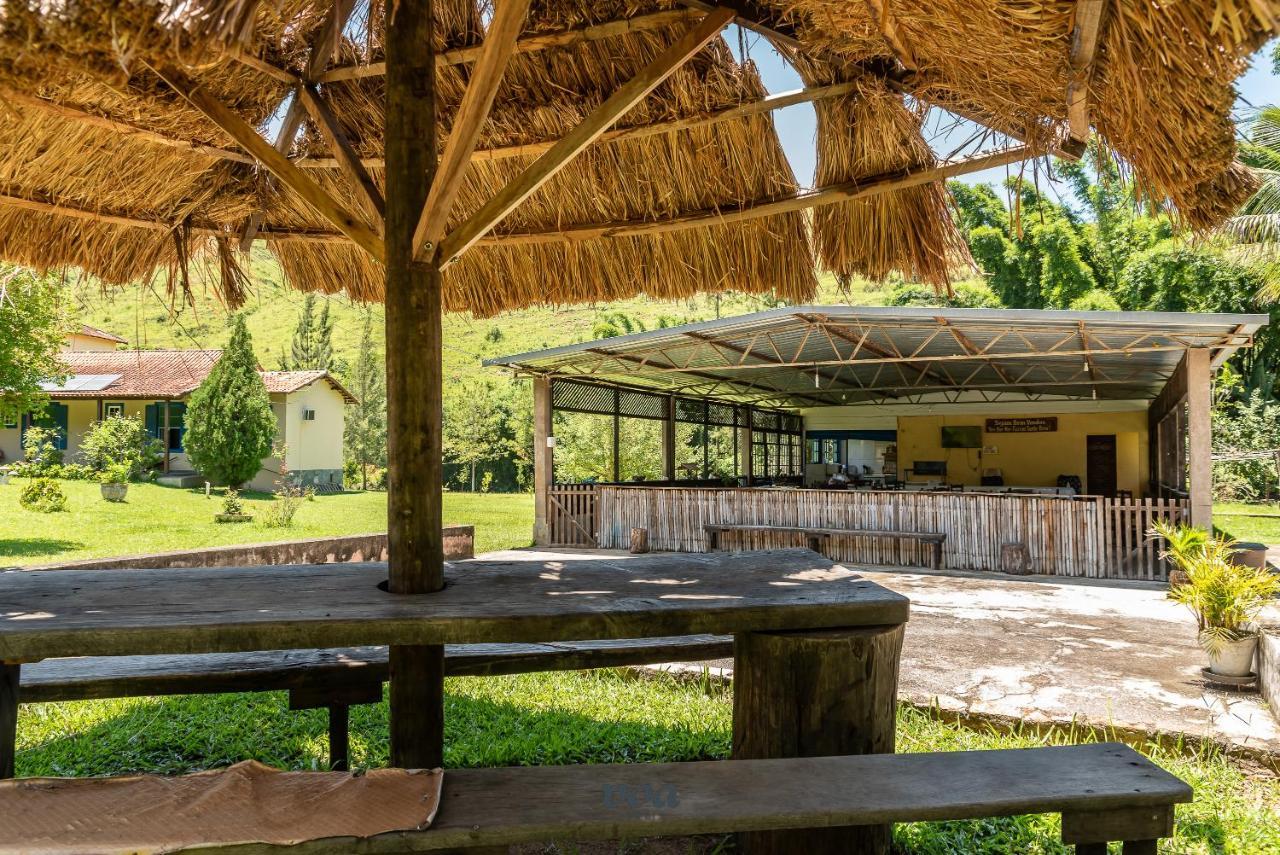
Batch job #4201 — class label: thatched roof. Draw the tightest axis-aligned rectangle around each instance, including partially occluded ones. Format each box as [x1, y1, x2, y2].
[0, 0, 1270, 315]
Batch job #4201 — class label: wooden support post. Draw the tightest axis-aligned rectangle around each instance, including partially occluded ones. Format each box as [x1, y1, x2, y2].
[162, 400, 171, 473]
[612, 387, 621, 483]
[0, 663, 18, 779]
[732, 624, 905, 855]
[328, 703, 350, 771]
[532, 376, 553, 546]
[385, 0, 446, 771]
[1186, 348, 1212, 530]
[663, 395, 676, 482]
[741, 406, 754, 485]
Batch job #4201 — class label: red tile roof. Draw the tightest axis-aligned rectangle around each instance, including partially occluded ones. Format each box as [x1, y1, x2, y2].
[75, 324, 128, 345]
[260, 370, 358, 404]
[50, 352, 358, 403]
[54, 350, 221, 398]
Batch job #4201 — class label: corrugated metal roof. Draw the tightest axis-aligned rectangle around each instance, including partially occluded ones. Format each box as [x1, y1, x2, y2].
[486, 306, 1268, 409]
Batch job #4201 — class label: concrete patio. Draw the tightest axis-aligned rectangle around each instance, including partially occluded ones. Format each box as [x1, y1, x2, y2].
[485, 548, 1280, 761]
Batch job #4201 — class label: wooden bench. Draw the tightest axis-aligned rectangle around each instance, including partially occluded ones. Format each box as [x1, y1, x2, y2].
[0, 743, 1191, 854]
[705, 524, 946, 570]
[4, 636, 730, 776]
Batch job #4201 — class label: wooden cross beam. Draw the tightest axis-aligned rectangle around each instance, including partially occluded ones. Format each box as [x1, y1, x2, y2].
[318, 9, 700, 82]
[437, 7, 736, 268]
[149, 64, 384, 262]
[413, 0, 532, 261]
[240, 0, 359, 250]
[936, 316, 1017, 385]
[297, 84, 386, 223]
[1066, 0, 1105, 145]
[677, 0, 803, 50]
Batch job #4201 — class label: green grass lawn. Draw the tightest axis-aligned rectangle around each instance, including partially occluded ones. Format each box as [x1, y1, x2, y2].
[1214, 501, 1280, 545]
[0, 479, 533, 565]
[14, 670, 1280, 854]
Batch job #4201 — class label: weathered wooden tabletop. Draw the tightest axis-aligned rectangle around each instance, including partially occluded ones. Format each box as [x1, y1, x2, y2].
[0, 549, 908, 662]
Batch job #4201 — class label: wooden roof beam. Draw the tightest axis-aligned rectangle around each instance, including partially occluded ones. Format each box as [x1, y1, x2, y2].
[471, 144, 1031, 245]
[297, 84, 386, 224]
[240, 0, 358, 249]
[1066, 0, 1105, 146]
[149, 63, 384, 262]
[437, 7, 736, 267]
[317, 9, 700, 83]
[936, 316, 1016, 385]
[588, 345, 831, 407]
[414, 0, 532, 261]
[676, 0, 803, 51]
[863, 0, 917, 72]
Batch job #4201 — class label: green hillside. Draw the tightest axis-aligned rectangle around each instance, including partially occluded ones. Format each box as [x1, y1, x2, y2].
[69, 247, 895, 384]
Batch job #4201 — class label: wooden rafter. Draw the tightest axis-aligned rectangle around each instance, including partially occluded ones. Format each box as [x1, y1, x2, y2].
[0, 88, 254, 164]
[677, 0, 803, 50]
[413, 0, 532, 261]
[299, 82, 860, 169]
[240, 0, 359, 249]
[438, 7, 736, 267]
[297, 84, 386, 223]
[470, 145, 1031, 246]
[863, 0, 917, 72]
[148, 63, 384, 262]
[1066, 0, 1105, 144]
[936, 316, 1016, 384]
[317, 8, 700, 82]
[229, 53, 301, 85]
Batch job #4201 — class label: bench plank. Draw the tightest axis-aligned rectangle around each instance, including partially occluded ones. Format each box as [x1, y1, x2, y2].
[705, 526, 945, 570]
[0, 550, 906, 661]
[0, 744, 1189, 854]
[17, 637, 733, 703]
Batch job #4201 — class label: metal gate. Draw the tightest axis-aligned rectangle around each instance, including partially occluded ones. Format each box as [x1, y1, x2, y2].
[547, 484, 598, 546]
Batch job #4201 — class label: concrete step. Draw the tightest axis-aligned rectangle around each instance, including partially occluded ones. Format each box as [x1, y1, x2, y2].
[156, 471, 205, 488]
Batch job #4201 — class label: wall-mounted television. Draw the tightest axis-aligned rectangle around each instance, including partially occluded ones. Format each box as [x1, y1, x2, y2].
[940, 425, 983, 449]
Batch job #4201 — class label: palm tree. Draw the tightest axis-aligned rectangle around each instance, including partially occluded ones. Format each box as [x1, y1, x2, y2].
[1225, 104, 1280, 252]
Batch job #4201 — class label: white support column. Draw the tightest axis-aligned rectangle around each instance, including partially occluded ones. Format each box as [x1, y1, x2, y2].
[532, 376, 554, 545]
[1186, 348, 1213, 530]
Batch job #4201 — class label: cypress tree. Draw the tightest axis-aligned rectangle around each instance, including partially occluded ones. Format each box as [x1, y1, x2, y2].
[184, 315, 277, 487]
[344, 313, 387, 489]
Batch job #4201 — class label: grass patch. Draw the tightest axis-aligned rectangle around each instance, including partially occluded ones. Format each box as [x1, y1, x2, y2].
[14, 670, 1280, 853]
[1214, 502, 1280, 545]
[0, 479, 533, 564]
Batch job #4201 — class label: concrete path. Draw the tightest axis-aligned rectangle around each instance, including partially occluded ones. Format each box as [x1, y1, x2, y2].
[481, 549, 1279, 759]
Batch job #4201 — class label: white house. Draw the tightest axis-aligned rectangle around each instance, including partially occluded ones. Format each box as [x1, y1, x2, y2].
[0, 326, 355, 491]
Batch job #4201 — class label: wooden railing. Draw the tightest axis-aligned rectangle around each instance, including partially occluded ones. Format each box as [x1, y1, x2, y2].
[594, 486, 1189, 581]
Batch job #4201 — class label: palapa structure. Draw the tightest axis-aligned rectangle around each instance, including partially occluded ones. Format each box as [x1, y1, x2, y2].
[0, 0, 1273, 770]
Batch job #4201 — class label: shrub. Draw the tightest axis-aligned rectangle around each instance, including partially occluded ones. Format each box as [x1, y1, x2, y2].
[79, 415, 161, 478]
[19, 478, 67, 513]
[99, 462, 132, 485]
[21, 426, 63, 473]
[59, 463, 95, 481]
[220, 489, 246, 516]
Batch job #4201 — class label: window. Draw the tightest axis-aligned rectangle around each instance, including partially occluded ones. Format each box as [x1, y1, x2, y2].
[2, 409, 16, 429]
[145, 402, 187, 453]
[104, 403, 125, 419]
[807, 439, 841, 464]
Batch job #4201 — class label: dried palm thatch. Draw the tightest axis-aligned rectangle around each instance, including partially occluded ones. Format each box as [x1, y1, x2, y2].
[0, 0, 1268, 316]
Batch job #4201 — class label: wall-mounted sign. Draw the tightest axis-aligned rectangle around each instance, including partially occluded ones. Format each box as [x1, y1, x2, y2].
[985, 417, 1058, 433]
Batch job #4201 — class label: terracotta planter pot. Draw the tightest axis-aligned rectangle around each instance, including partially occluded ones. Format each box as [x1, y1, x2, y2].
[1207, 635, 1258, 678]
[99, 483, 128, 502]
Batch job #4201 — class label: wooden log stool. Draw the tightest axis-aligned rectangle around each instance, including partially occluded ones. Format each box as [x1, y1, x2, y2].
[732, 624, 905, 855]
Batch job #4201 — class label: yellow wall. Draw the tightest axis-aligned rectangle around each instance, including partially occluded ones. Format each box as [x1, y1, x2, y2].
[895, 410, 1149, 494]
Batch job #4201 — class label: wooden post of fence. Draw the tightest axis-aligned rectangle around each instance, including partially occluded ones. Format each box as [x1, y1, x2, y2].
[663, 395, 676, 482]
[1186, 348, 1212, 530]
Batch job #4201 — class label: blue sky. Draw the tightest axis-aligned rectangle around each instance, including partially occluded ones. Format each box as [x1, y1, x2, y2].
[731, 31, 1278, 205]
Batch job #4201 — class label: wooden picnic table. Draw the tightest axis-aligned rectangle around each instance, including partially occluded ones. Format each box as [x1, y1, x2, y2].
[0, 548, 909, 853]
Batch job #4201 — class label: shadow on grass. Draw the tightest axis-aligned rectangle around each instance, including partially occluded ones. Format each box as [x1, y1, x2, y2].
[0, 537, 86, 560]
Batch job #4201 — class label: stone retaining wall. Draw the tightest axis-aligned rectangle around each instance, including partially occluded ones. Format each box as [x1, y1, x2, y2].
[19, 527, 475, 572]
[1262, 628, 1280, 724]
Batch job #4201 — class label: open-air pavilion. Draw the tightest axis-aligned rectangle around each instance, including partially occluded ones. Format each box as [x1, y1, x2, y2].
[490, 305, 1268, 579]
[0, 0, 1273, 852]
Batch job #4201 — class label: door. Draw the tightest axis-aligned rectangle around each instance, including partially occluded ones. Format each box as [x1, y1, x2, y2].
[1086, 434, 1118, 497]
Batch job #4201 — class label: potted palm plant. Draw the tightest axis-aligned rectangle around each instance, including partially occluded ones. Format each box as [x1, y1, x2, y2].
[1154, 521, 1279, 678]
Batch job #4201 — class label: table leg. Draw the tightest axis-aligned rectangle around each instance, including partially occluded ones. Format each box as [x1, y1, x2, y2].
[328, 703, 350, 772]
[732, 624, 905, 855]
[1, 663, 19, 780]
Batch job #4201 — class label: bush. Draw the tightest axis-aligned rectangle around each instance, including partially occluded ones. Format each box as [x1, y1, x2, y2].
[98, 462, 132, 485]
[220, 489, 246, 516]
[21, 426, 63, 474]
[19, 478, 67, 513]
[59, 463, 95, 481]
[79, 415, 161, 478]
